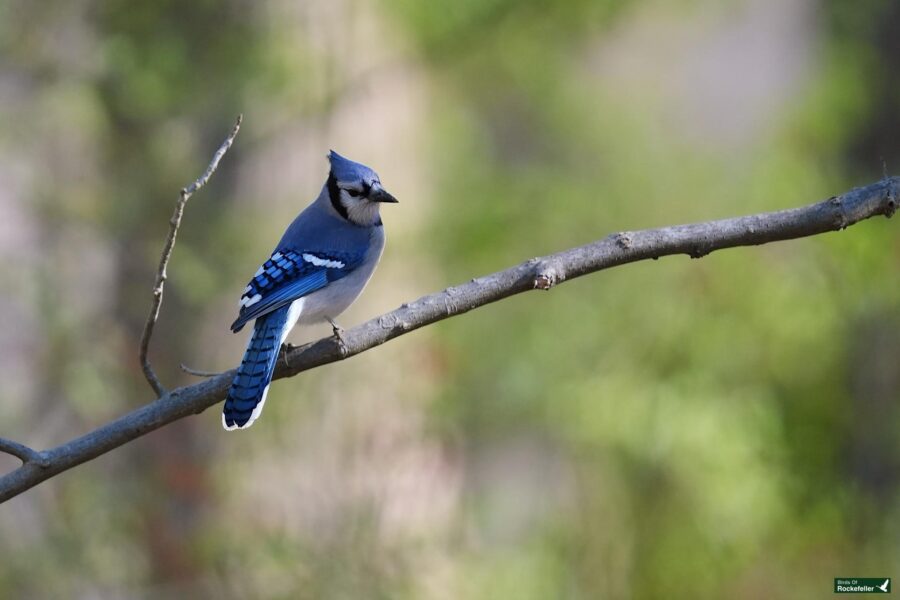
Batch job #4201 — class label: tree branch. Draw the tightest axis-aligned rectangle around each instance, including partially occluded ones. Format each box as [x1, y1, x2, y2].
[139, 115, 242, 396]
[0, 175, 896, 503]
[0, 438, 46, 467]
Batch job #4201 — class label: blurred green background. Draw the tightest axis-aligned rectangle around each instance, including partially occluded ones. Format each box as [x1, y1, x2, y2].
[1, 0, 899, 598]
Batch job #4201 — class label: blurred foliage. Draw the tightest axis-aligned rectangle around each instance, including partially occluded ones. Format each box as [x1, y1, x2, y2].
[389, 0, 900, 598]
[0, 0, 899, 598]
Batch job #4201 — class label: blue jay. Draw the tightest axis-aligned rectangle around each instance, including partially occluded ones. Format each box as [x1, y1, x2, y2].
[223, 151, 398, 430]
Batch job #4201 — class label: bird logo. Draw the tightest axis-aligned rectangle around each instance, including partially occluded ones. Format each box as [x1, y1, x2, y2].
[878, 579, 890, 593]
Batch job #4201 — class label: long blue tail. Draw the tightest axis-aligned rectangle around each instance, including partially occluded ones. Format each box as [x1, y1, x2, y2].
[223, 305, 291, 430]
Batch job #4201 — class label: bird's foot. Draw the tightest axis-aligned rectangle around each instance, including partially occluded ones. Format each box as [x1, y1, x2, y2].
[280, 342, 297, 368]
[326, 317, 349, 354]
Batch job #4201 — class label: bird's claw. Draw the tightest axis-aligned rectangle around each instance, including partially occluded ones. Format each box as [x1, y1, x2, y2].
[326, 317, 348, 350]
[280, 342, 297, 368]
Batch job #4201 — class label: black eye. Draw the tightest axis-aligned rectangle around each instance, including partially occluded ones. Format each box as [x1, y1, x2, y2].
[345, 188, 361, 198]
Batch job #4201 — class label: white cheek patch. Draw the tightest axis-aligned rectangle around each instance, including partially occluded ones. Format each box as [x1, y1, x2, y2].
[240, 293, 262, 308]
[302, 253, 345, 269]
[338, 193, 353, 215]
[346, 200, 382, 227]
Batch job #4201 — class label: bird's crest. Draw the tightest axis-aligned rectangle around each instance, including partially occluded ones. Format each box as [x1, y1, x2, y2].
[328, 150, 378, 185]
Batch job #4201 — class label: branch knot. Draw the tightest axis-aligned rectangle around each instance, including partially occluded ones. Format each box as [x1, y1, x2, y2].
[533, 262, 561, 290]
[830, 196, 850, 230]
[615, 232, 633, 249]
[885, 183, 897, 219]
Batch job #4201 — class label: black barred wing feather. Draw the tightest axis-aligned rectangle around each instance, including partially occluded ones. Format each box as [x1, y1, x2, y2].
[230, 249, 363, 332]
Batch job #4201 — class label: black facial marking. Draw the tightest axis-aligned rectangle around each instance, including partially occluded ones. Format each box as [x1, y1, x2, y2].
[327, 171, 349, 220]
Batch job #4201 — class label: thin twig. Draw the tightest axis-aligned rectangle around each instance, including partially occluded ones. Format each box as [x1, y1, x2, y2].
[139, 115, 243, 396]
[0, 176, 896, 503]
[180, 364, 224, 378]
[0, 438, 46, 466]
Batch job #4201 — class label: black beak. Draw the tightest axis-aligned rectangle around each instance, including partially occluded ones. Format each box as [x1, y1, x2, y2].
[369, 186, 399, 204]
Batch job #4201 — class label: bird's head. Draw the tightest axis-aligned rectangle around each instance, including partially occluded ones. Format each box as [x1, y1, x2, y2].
[326, 150, 398, 226]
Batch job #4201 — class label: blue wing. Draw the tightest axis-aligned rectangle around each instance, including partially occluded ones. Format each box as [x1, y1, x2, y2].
[231, 248, 363, 332]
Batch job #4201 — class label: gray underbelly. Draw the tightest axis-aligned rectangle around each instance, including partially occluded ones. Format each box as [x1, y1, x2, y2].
[297, 224, 385, 325]
[297, 259, 379, 324]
